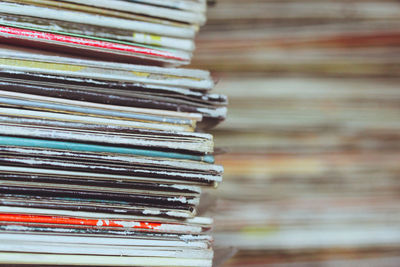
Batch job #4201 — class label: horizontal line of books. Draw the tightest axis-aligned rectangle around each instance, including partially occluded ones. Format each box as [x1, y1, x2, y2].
[0, 1, 227, 266]
[0, 0, 207, 65]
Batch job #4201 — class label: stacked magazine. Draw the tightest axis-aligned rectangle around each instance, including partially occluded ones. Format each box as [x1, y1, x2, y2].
[0, 1, 226, 266]
[0, 0, 206, 65]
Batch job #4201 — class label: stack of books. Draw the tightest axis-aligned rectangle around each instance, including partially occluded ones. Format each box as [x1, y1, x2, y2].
[0, 1, 226, 266]
[0, 0, 207, 65]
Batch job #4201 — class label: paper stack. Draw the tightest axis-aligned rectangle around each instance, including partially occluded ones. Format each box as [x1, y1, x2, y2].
[0, 1, 226, 266]
[0, 0, 207, 65]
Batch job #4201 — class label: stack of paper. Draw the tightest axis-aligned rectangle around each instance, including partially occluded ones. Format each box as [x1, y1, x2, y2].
[0, 1, 226, 266]
[0, 0, 207, 65]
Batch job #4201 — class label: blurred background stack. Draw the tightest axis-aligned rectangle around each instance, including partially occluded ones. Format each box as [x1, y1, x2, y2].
[192, 0, 400, 266]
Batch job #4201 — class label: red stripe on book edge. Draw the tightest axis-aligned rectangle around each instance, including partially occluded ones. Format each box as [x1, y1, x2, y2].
[0, 213, 162, 230]
[0, 26, 183, 61]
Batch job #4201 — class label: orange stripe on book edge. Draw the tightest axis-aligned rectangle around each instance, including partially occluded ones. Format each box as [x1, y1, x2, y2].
[0, 26, 183, 60]
[0, 213, 162, 229]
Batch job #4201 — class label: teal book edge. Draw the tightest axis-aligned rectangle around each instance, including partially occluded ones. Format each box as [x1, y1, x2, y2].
[0, 135, 214, 163]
